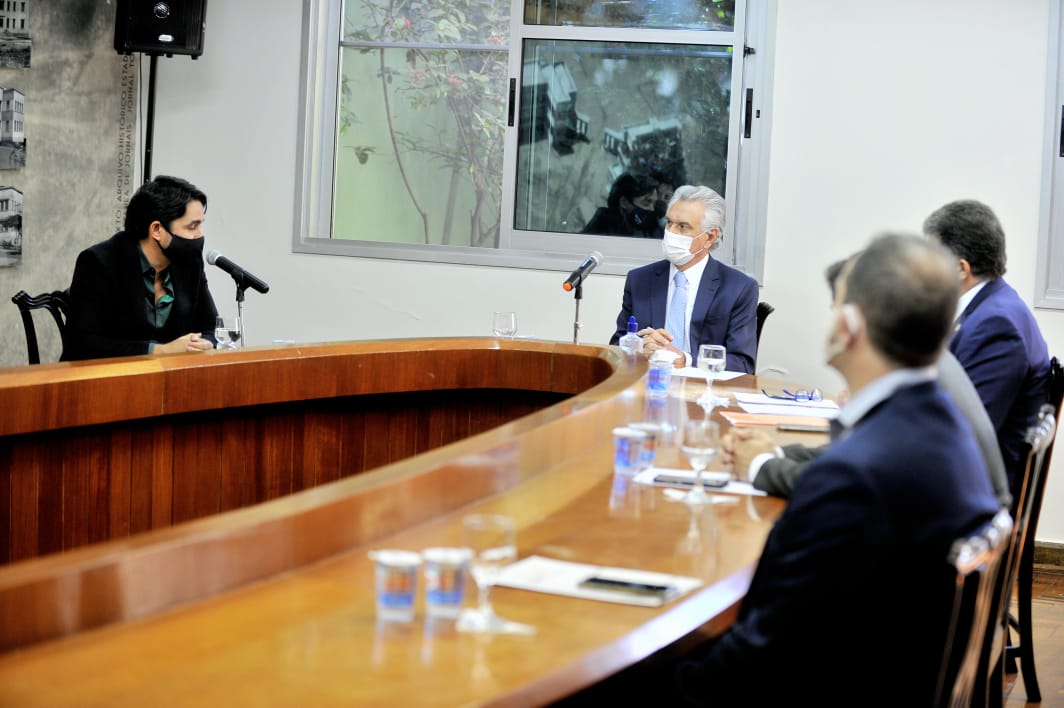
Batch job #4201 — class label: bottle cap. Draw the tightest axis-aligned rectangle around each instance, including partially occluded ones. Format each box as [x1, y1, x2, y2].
[627, 315, 638, 333]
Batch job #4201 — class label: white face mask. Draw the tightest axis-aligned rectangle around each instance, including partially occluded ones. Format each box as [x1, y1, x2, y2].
[662, 229, 698, 267]
[824, 304, 859, 365]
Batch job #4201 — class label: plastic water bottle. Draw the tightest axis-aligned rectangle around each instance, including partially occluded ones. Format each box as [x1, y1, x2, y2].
[619, 316, 643, 356]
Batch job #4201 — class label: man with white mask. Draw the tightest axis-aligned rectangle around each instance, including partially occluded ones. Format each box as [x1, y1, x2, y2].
[671, 234, 999, 706]
[609, 185, 758, 372]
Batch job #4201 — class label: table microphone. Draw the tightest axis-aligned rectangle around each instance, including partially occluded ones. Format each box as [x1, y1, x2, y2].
[206, 250, 270, 294]
[562, 251, 603, 292]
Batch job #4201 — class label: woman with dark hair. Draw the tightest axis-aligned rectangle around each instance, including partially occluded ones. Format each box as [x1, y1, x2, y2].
[582, 172, 662, 238]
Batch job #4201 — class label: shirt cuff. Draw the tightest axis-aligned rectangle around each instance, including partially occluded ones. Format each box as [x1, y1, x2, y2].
[147, 341, 156, 354]
[748, 448, 784, 482]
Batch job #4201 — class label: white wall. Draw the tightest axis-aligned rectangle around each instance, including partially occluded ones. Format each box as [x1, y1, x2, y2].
[150, 0, 1064, 543]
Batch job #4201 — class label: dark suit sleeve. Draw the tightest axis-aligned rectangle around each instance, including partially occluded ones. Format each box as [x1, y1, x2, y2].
[610, 271, 636, 345]
[751, 444, 826, 497]
[723, 275, 758, 373]
[951, 314, 1027, 430]
[191, 269, 220, 346]
[676, 462, 881, 704]
[64, 248, 152, 360]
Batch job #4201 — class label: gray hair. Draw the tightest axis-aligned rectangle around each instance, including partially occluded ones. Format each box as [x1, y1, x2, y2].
[669, 185, 726, 251]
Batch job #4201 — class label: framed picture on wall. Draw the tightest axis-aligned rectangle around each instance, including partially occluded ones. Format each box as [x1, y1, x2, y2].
[0, 185, 22, 267]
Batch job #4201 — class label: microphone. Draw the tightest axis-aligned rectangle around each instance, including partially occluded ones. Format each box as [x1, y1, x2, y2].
[206, 250, 270, 294]
[562, 251, 603, 292]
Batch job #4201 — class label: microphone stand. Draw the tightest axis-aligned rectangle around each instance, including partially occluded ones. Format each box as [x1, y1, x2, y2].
[571, 281, 583, 345]
[234, 282, 247, 348]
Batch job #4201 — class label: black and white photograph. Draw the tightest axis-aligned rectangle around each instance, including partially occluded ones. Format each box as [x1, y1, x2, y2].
[0, 185, 22, 266]
[0, 0, 30, 68]
[0, 86, 24, 168]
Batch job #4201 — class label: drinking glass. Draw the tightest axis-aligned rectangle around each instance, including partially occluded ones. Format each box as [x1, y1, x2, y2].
[696, 344, 727, 408]
[456, 514, 534, 635]
[214, 316, 242, 350]
[492, 312, 517, 339]
[680, 419, 721, 505]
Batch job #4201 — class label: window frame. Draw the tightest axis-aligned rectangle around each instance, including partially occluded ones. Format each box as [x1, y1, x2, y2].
[294, 0, 777, 281]
[1037, 0, 1064, 309]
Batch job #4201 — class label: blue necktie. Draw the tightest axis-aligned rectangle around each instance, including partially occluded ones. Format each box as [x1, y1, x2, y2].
[666, 271, 688, 355]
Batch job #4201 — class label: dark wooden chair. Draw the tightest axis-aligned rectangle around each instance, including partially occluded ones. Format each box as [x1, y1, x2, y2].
[755, 301, 774, 352]
[977, 402, 1057, 707]
[935, 508, 1012, 708]
[1001, 356, 1063, 702]
[11, 289, 69, 365]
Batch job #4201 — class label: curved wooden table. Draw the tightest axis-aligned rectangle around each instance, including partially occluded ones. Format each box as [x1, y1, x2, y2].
[0, 339, 796, 706]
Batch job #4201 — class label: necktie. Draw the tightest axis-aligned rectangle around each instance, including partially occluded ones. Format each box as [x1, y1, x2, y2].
[666, 271, 688, 355]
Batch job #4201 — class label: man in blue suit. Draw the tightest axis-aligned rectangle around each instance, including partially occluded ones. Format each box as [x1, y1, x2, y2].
[923, 199, 1050, 500]
[609, 185, 758, 373]
[674, 234, 1000, 706]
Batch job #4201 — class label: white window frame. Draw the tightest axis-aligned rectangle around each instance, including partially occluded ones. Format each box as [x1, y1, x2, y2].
[1038, 0, 1064, 309]
[294, 0, 777, 281]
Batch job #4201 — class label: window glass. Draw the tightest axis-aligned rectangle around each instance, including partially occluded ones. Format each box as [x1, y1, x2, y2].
[523, 0, 735, 31]
[515, 40, 732, 238]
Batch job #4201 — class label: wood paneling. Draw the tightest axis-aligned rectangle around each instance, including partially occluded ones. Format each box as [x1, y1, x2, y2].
[0, 341, 611, 564]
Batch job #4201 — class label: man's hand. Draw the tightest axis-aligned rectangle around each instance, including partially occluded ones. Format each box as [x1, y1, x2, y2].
[637, 327, 685, 367]
[155, 333, 213, 354]
[722, 427, 778, 478]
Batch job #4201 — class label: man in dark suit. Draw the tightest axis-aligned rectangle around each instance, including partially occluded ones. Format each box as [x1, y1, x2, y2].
[923, 199, 1050, 499]
[62, 176, 219, 361]
[609, 185, 758, 373]
[724, 258, 1011, 507]
[675, 234, 1000, 706]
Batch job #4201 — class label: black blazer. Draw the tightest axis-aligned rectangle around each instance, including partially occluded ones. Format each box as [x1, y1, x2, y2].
[62, 232, 219, 361]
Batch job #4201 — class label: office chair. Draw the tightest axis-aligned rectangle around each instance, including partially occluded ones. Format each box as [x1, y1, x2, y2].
[755, 301, 774, 352]
[1002, 356, 1063, 702]
[934, 508, 1012, 708]
[11, 289, 69, 365]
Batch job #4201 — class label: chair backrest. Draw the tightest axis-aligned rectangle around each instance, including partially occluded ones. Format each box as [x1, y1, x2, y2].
[935, 508, 1012, 708]
[11, 289, 69, 365]
[1022, 358, 1063, 574]
[755, 301, 774, 351]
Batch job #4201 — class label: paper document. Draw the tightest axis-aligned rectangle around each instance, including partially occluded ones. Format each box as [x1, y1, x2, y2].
[733, 392, 839, 410]
[721, 411, 832, 428]
[495, 555, 702, 607]
[634, 467, 767, 497]
[673, 368, 746, 381]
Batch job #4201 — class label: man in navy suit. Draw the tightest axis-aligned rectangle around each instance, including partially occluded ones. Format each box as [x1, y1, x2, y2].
[609, 185, 758, 373]
[674, 234, 1000, 706]
[923, 199, 1050, 500]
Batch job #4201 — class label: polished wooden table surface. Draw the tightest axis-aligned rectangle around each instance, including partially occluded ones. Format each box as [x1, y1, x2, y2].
[0, 342, 814, 706]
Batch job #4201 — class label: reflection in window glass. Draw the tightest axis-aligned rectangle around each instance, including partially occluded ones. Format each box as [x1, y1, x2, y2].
[515, 40, 732, 238]
[524, 0, 734, 31]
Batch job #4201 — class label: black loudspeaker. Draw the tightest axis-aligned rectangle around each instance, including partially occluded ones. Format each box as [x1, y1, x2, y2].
[114, 0, 207, 58]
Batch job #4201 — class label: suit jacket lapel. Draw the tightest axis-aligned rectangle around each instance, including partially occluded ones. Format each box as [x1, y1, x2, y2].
[952, 278, 1003, 342]
[688, 257, 722, 356]
[650, 260, 670, 329]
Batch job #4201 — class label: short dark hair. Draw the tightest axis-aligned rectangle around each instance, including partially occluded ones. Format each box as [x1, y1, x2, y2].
[606, 173, 658, 211]
[843, 234, 959, 368]
[921, 199, 1006, 278]
[123, 175, 207, 240]
[824, 258, 849, 300]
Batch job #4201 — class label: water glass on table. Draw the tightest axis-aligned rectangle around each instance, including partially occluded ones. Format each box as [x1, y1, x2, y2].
[492, 312, 517, 339]
[696, 344, 727, 408]
[680, 419, 722, 506]
[214, 316, 242, 349]
[456, 513, 534, 635]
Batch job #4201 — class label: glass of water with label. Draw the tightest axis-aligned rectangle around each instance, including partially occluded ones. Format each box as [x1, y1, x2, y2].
[696, 344, 727, 408]
[214, 316, 242, 350]
[456, 513, 534, 635]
